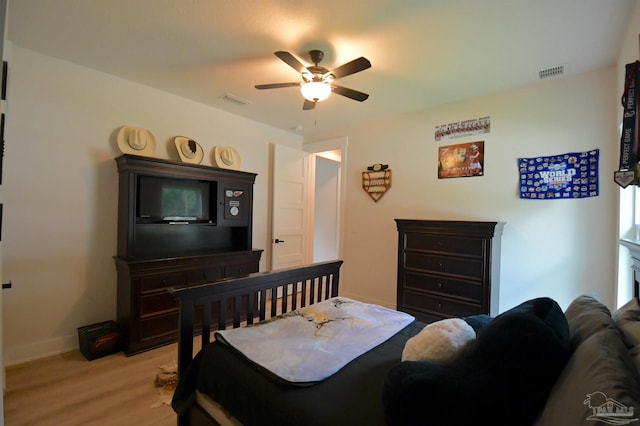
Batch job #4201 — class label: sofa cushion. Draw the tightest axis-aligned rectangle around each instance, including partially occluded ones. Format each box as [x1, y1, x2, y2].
[613, 298, 640, 347]
[382, 297, 570, 426]
[461, 313, 493, 333]
[534, 326, 640, 426]
[564, 295, 616, 351]
[632, 345, 640, 381]
[614, 298, 640, 376]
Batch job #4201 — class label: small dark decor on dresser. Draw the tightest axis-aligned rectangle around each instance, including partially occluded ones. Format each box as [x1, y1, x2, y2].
[382, 297, 571, 426]
[114, 154, 263, 355]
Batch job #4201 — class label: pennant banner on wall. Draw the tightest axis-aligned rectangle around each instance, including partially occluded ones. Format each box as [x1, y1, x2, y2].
[614, 61, 639, 188]
[435, 116, 490, 141]
[518, 149, 599, 200]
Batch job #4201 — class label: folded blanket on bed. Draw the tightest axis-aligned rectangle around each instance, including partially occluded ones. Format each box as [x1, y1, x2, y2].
[215, 297, 415, 384]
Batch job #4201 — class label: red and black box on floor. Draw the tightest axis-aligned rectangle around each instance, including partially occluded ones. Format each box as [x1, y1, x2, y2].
[77, 320, 122, 361]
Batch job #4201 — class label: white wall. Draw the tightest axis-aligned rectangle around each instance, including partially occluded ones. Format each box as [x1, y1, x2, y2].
[327, 66, 617, 314]
[2, 46, 302, 365]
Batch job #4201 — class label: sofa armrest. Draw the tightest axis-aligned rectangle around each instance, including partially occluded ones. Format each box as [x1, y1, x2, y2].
[534, 327, 640, 426]
[535, 295, 640, 426]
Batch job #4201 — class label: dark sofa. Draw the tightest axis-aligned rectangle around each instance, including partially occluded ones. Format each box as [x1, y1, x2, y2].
[382, 295, 640, 426]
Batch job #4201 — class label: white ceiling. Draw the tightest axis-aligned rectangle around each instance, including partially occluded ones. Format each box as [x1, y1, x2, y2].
[7, 0, 637, 140]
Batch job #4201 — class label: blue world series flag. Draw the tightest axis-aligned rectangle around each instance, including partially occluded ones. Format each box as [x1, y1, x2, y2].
[518, 149, 599, 199]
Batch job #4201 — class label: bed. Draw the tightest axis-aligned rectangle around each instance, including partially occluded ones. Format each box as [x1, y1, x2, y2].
[170, 260, 427, 426]
[170, 259, 640, 426]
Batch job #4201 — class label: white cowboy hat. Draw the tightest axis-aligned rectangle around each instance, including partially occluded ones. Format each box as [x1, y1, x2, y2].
[117, 126, 156, 156]
[213, 146, 241, 170]
[174, 136, 204, 164]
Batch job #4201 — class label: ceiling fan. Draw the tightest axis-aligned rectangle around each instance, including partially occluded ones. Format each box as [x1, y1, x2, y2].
[255, 50, 371, 110]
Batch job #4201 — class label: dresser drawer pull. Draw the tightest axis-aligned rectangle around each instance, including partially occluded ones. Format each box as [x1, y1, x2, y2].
[437, 240, 444, 247]
[438, 262, 444, 270]
[437, 282, 443, 289]
[161, 279, 167, 285]
[437, 302, 442, 310]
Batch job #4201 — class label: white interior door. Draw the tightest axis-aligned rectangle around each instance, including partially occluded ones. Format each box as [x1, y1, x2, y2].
[271, 144, 311, 270]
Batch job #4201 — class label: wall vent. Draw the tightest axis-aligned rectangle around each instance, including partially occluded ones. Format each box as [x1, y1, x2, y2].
[221, 93, 251, 106]
[538, 64, 566, 80]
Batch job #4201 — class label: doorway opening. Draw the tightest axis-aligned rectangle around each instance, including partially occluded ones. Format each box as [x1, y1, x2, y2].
[306, 137, 347, 264]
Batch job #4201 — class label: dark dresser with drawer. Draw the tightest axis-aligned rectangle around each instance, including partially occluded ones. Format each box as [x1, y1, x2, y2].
[395, 219, 505, 323]
[114, 250, 262, 355]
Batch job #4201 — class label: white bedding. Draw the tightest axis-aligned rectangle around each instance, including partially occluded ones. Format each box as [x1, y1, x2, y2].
[215, 297, 414, 384]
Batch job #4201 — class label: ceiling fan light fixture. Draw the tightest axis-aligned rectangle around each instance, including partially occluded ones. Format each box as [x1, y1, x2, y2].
[256, 50, 370, 110]
[300, 81, 331, 102]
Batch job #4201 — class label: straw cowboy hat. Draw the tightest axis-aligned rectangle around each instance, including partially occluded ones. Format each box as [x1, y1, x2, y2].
[117, 126, 156, 156]
[213, 146, 241, 170]
[174, 136, 204, 164]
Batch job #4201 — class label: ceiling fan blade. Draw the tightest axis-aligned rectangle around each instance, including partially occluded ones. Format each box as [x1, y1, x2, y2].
[330, 57, 371, 79]
[332, 85, 370, 102]
[302, 99, 316, 110]
[274, 51, 310, 74]
[255, 82, 300, 90]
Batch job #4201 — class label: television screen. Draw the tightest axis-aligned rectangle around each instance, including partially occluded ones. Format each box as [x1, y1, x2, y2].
[137, 175, 212, 223]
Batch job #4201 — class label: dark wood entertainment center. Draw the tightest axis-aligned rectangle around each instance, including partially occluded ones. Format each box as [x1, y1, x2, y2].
[114, 154, 262, 355]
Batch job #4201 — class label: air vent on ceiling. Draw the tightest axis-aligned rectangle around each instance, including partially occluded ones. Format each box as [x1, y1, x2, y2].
[538, 64, 566, 80]
[221, 93, 251, 106]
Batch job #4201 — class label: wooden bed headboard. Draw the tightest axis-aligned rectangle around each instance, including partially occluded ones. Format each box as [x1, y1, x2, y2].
[170, 260, 343, 377]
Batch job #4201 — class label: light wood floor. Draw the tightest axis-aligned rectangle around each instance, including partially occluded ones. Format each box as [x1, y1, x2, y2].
[4, 342, 180, 426]
[3, 295, 296, 425]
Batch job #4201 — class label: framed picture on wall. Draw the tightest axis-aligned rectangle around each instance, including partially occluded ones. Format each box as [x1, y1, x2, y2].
[438, 141, 484, 179]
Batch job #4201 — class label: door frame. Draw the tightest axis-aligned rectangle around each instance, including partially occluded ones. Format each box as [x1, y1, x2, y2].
[267, 137, 348, 272]
[304, 136, 348, 263]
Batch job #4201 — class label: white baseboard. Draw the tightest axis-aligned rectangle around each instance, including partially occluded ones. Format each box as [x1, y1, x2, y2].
[4, 294, 394, 367]
[4, 333, 77, 367]
[340, 291, 395, 310]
